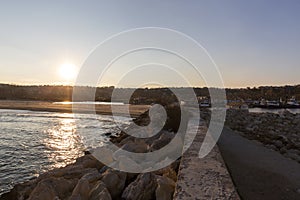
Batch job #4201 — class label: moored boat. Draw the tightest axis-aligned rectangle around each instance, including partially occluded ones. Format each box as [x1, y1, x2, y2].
[285, 98, 300, 108]
[254, 99, 281, 109]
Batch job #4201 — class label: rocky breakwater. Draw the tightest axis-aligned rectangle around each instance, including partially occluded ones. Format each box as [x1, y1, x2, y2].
[1, 105, 186, 200]
[224, 109, 300, 163]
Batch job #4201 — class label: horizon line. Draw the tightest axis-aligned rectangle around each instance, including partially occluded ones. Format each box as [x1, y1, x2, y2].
[1, 82, 299, 90]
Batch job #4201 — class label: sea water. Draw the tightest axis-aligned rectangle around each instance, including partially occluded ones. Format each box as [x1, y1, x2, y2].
[0, 109, 130, 195]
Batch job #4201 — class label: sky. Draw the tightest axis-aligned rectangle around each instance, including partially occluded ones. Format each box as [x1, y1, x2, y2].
[0, 0, 300, 88]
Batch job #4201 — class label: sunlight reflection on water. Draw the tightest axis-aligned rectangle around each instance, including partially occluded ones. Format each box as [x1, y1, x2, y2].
[44, 114, 84, 169]
[0, 110, 130, 195]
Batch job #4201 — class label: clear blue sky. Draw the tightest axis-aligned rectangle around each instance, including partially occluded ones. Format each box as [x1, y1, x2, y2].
[0, 0, 299, 88]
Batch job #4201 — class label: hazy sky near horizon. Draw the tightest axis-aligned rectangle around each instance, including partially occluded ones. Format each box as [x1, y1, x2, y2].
[0, 0, 300, 88]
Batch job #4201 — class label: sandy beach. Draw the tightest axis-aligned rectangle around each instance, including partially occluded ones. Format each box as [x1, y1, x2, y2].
[0, 100, 150, 118]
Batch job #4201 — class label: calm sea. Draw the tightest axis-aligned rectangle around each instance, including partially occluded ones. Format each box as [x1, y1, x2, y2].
[0, 109, 130, 195]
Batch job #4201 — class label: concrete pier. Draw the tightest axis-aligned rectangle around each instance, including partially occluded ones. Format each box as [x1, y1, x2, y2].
[173, 123, 239, 199]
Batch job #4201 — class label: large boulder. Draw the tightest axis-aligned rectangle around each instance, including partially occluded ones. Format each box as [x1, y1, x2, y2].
[121, 140, 149, 153]
[69, 169, 101, 200]
[74, 154, 104, 169]
[118, 155, 143, 172]
[154, 165, 178, 182]
[274, 140, 283, 149]
[118, 135, 135, 146]
[122, 173, 158, 200]
[44, 165, 98, 180]
[91, 147, 115, 166]
[155, 176, 176, 200]
[28, 183, 57, 200]
[150, 131, 174, 151]
[113, 140, 149, 161]
[69, 179, 90, 200]
[89, 181, 112, 200]
[0, 163, 97, 199]
[101, 169, 127, 199]
[28, 177, 77, 200]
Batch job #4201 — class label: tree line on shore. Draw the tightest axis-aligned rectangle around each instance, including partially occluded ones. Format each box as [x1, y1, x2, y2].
[0, 83, 299, 104]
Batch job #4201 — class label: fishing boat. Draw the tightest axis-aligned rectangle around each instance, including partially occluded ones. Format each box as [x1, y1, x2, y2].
[266, 100, 280, 108]
[285, 98, 300, 108]
[254, 99, 281, 108]
[199, 100, 211, 108]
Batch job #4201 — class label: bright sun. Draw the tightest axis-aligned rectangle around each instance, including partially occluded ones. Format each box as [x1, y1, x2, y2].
[59, 63, 78, 81]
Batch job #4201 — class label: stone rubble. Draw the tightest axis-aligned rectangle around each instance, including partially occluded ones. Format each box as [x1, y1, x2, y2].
[202, 108, 300, 163]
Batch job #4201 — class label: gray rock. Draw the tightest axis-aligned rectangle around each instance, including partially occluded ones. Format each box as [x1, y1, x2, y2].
[28, 177, 77, 200]
[69, 170, 101, 200]
[122, 173, 158, 200]
[285, 152, 300, 162]
[74, 154, 104, 169]
[118, 155, 143, 172]
[287, 149, 300, 155]
[155, 176, 175, 200]
[154, 165, 178, 182]
[89, 180, 112, 200]
[113, 140, 149, 161]
[91, 147, 115, 166]
[279, 147, 287, 154]
[69, 179, 90, 200]
[121, 140, 149, 153]
[274, 140, 283, 149]
[118, 136, 135, 146]
[266, 144, 277, 151]
[80, 169, 101, 183]
[101, 169, 127, 199]
[150, 131, 174, 150]
[245, 126, 255, 132]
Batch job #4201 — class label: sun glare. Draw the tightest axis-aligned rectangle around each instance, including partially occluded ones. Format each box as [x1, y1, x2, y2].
[59, 63, 78, 81]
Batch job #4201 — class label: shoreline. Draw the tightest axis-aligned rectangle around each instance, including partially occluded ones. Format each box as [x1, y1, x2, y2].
[0, 105, 183, 200]
[0, 100, 150, 118]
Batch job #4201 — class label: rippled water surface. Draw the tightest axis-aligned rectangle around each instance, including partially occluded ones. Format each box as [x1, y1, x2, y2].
[0, 109, 130, 195]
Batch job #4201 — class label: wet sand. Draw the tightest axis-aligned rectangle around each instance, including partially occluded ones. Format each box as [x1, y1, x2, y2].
[218, 127, 300, 200]
[0, 100, 150, 117]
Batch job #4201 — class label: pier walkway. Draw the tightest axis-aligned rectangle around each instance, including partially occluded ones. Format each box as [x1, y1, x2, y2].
[173, 121, 239, 199]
